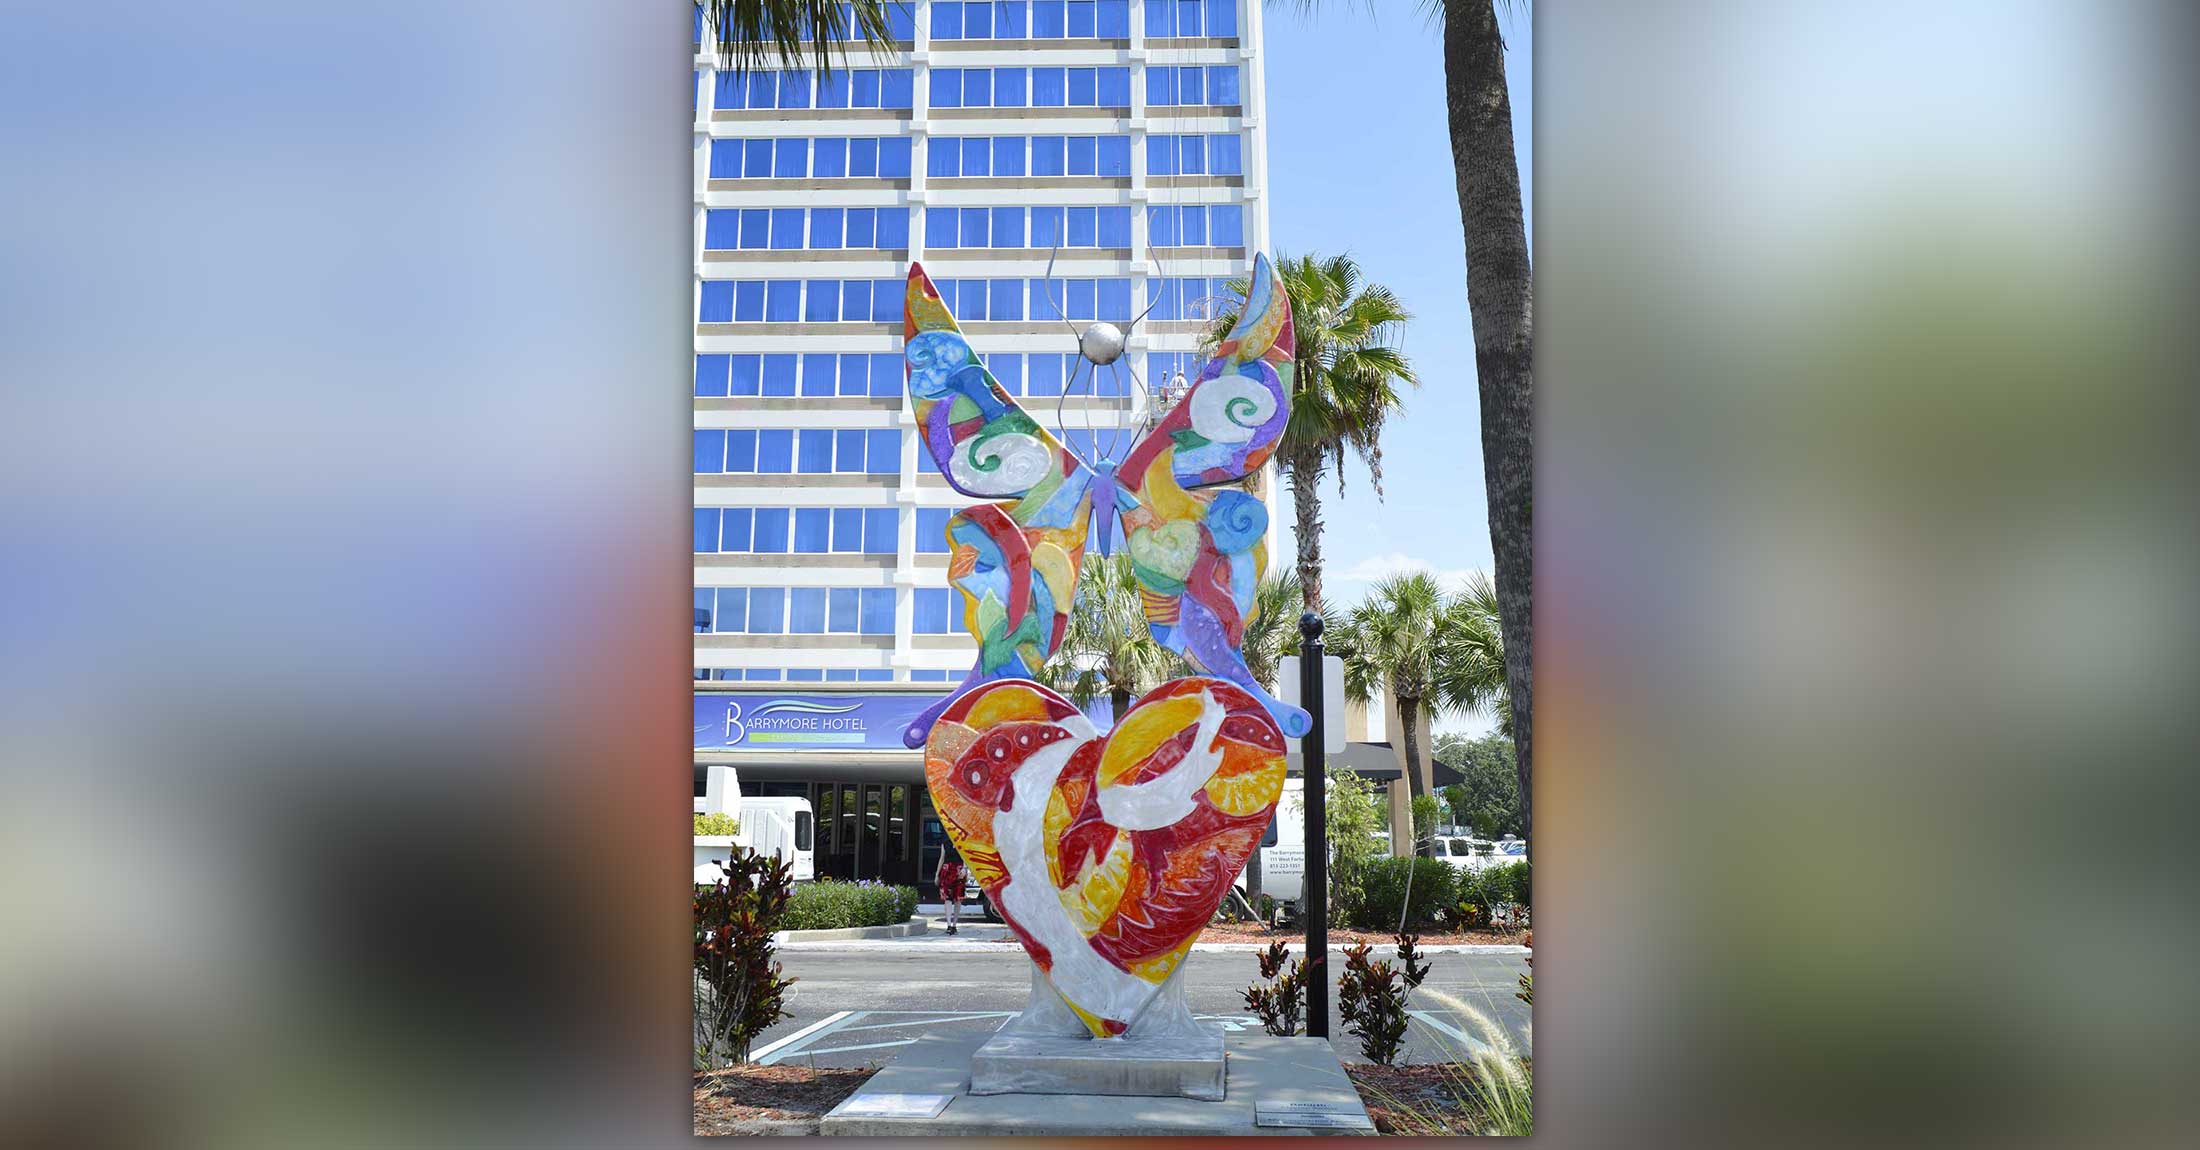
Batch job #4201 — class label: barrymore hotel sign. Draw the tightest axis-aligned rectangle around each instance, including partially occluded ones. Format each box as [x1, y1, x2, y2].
[693, 692, 938, 752]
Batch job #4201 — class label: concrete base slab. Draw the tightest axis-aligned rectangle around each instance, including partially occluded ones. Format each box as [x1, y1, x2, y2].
[820, 1032, 1372, 1137]
[969, 1030, 1225, 1100]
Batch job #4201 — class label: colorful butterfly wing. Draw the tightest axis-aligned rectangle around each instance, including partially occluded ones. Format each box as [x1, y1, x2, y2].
[902, 265, 1094, 747]
[1116, 254, 1310, 737]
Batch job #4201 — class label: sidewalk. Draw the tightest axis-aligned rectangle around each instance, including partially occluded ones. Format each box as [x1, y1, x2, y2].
[775, 914, 1528, 955]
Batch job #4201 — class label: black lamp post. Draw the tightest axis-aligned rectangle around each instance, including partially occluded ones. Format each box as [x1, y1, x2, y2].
[1299, 611, 1329, 1038]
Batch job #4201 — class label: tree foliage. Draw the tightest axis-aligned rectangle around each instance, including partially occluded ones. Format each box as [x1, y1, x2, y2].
[1434, 731, 1523, 838]
[698, 0, 903, 80]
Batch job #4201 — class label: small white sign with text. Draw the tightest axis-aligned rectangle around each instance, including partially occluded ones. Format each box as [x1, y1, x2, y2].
[1254, 1098, 1375, 1130]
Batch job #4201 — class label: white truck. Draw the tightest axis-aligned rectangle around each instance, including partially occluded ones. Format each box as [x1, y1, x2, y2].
[693, 765, 815, 884]
[1237, 787, 1309, 909]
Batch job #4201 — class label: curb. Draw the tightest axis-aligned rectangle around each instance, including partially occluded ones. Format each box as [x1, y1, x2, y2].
[772, 920, 930, 943]
[774, 939, 1530, 956]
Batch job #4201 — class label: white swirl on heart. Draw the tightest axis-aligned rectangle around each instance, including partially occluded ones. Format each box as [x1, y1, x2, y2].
[1186, 373, 1279, 445]
[991, 688, 1233, 1022]
[1096, 689, 1228, 830]
[950, 429, 1053, 496]
[992, 709, 1156, 1019]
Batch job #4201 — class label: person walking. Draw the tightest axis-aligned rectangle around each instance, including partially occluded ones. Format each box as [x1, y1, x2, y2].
[935, 848, 966, 936]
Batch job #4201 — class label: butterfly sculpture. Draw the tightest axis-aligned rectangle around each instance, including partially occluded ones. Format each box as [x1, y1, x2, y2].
[904, 253, 1312, 1039]
[898, 253, 1311, 750]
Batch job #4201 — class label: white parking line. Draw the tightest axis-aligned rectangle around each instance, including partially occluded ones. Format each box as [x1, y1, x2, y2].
[838, 1011, 1017, 1033]
[803, 1038, 921, 1057]
[1406, 1009, 1499, 1056]
[751, 1010, 855, 1065]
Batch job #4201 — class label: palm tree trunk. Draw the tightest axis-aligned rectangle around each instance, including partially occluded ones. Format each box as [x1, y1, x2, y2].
[1396, 694, 1430, 857]
[1286, 446, 1325, 614]
[1110, 686, 1131, 725]
[1444, 0, 1534, 835]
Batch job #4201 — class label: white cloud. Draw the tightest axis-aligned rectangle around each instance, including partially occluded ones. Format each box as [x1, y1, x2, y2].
[1332, 552, 1482, 588]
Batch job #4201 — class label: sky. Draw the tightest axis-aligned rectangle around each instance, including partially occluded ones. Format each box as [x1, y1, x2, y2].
[1257, 3, 1532, 736]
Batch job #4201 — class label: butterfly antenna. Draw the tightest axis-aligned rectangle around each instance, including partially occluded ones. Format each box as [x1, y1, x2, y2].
[1040, 241, 1079, 341]
[1127, 249, 1169, 336]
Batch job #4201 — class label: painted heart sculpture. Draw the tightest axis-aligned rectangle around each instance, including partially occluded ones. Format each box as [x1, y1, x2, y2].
[926, 676, 1287, 1037]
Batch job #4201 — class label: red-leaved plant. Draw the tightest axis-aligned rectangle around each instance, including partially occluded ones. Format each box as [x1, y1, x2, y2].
[694, 846, 795, 1068]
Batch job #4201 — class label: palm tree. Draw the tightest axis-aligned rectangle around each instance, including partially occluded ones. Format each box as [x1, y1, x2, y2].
[698, 1, 902, 79]
[1333, 571, 1510, 854]
[1434, 570, 1510, 738]
[1204, 255, 1416, 616]
[1441, 0, 1535, 838]
[1040, 553, 1183, 721]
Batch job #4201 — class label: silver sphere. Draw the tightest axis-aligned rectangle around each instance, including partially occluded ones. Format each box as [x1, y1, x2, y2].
[1078, 322, 1126, 366]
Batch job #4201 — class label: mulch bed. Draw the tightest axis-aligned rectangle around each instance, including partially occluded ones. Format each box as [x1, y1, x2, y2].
[1196, 923, 1527, 947]
[1345, 1063, 1481, 1135]
[693, 1064, 878, 1136]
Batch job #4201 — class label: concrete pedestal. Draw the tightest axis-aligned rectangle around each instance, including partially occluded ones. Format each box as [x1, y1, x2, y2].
[969, 1030, 1226, 1100]
[820, 1032, 1372, 1137]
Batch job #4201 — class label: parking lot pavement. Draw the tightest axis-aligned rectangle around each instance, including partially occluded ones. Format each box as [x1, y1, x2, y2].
[748, 949, 1531, 1068]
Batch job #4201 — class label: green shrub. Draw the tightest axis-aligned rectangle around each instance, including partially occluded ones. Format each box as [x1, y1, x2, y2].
[694, 845, 793, 1068]
[780, 879, 919, 931]
[693, 812, 740, 837]
[1353, 857, 1457, 931]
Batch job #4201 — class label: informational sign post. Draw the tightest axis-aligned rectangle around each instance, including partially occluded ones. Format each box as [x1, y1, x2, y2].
[1277, 654, 1348, 755]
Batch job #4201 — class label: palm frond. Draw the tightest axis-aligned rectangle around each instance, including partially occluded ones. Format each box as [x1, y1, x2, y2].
[701, 0, 903, 80]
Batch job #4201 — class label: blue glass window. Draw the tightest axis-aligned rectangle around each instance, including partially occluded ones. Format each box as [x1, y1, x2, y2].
[803, 353, 837, 396]
[864, 506, 899, 552]
[770, 207, 805, 249]
[838, 353, 870, 396]
[1032, 67, 1065, 106]
[1210, 133, 1242, 175]
[1068, 135, 1096, 174]
[1211, 204, 1245, 246]
[811, 207, 845, 250]
[993, 136, 1025, 176]
[1098, 206, 1130, 247]
[773, 138, 809, 177]
[832, 508, 864, 552]
[843, 280, 874, 321]
[793, 429, 830, 472]
[789, 588, 827, 634]
[779, 72, 812, 109]
[1033, 0, 1065, 37]
[743, 139, 772, 176]
[1068, 67, 1096, 105]
[747, 72, 777, 109]
[753, 508, 791, 552]
[962, 137, 990, 176]
[1098, 0, 1129, 37]
[999, 0, 1029, 38]
[1067, 206, 1097, 247]
[709, 139, 742, 177]
[915, 588, 954, 634]
[1068, 1, 1095, 37]
[866, 429, 900, 474]
[1099, 135, 1129, 176]
[803, 279, 839, 322]
[793, 508, 831, 553]
[694, 429, 725, 474]
[874, 281, 903, 323]
[828, 588, 860, 633]
[1146, 0, 1174, 35]
[925, 206, 958, 248]
[860, 588, 896, 634]
[748, 588, 785, 635]
[728, 354, 760, 396]
[762, 353, 797, 396]
[1099, 278, 1131, 321]
[699, 281, 734, 323]
[757, 429, 793, 473]
[849, 137, 879, 177]
[835, 429, 868, 473]
[930, 68, 960, 109]
[992, 207, 1025, 247]
[1097, 66, 1129, 107]
[818, 72, 851, 109]
[722, 507, 753, 551]
[870, 352, 901, 396]
[853, 69, 882, 107]
[1210, 65, 1240, 104]
[932, 1, 962, 38]
[728, 429, 759, 472]
[964, 0, 993, 37]
[1032, 136, 1065, 175]
[1148, 205, 1178, 245]
[883, 69, 914, 108]
[995, 67, 1027, 107]
[1027, 352, 1064, 396]
[929, 136, 959, 177]
[746, 669, 782, 681]
[813, 138, 848, 176]
[695, 354, 730, 397]
[764, 281, 799, 321]
[1147, 66, 1173, 106]
[989, 353, 1025, 394]
[917, 508, 953, 552]
[1030, 205, 1062, 246]
[880, 137, 912, 177]
[960, 207, 990, 248]
[887, 3, 918, 39]
[715, 588, 746, 633]
[990, 279, 1024, 320]
[1178, 0, 1202, 34]
[714, 72, 744, 110]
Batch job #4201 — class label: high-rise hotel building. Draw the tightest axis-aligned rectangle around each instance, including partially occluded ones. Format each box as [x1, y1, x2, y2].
[692, 2, 1276, 885]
